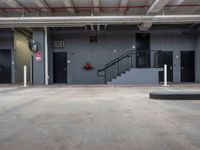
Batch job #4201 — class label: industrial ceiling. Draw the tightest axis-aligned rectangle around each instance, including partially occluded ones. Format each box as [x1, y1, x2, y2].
[0, 0, 199, 16]
[0, 0, 199, 29]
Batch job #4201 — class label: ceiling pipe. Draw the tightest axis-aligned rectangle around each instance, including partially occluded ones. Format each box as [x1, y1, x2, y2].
[0, 4, 199, 11]
[97, 25, 100, 31]
[90, 24, 94, 31]
[0, 15, 200, 28]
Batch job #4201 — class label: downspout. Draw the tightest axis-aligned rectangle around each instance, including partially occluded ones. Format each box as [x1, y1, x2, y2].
[44, 27, 48, 85]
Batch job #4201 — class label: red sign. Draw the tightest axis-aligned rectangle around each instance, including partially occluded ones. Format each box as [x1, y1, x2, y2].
[35, 51, 42, 61]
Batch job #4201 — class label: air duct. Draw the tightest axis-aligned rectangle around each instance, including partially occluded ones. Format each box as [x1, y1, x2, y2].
[0, 15, 200, 27]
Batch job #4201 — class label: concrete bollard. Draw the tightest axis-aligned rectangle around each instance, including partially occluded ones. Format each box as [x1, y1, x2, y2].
[24, 65, 27, 87]
[164, 64, 168, 86]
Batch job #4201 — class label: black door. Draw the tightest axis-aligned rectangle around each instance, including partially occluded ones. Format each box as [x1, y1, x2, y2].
[53, 52, 67, 83]
[0, 50, 11, 83]
[136, 33, 150, 68]
[159, 51, 173, 82]
[181, 51, 195, 82]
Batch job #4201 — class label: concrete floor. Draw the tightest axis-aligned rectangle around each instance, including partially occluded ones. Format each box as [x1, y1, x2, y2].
[0, 85, 200, 150]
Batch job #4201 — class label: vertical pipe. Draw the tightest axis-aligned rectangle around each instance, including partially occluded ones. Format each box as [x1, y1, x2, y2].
[30, 57, 32, 84]
[105, 69, 107, 84]
[164, 64, 168, 86]
[97, 24, 100, 31]
[44, 27, 48, 85]
[24, 65, 27, 87]
[118, 59, 120, 75]
[90, 24, 94, 31]
[131, 53, 133, 68]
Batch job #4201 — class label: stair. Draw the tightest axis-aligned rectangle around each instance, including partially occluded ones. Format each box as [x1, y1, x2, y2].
[107, 68, 161, 85]
[97, 50, 161, 84]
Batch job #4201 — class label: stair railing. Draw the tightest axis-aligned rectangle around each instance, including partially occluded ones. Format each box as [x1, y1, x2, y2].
[97, 50, 161, 84]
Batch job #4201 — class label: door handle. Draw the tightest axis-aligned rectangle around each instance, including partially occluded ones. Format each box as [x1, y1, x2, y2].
[170, 66, 173, 70]
[64, 68, 67, 72]
[181, 67, 184, 70]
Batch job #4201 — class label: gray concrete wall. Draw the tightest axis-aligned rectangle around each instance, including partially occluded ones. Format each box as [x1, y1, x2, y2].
[151, 30, 196, 83]
[1, 29, 45, 85]
[196, 29, 200, 82]
[14, 31, 32, 83]
[0, 29, 15, 83]
[0, 27, 198, 85]
[48, 27, 196, 84]
[49, 29, 135, 84]
[32, 28, 45, 85]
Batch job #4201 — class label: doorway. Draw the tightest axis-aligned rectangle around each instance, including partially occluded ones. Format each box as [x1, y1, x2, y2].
[181, 51, 195, 82]
[0, 49, 12, 83]
[136, 33, 150, 68]
[159, 51, 173, 82]
[53, 52, 67, 83]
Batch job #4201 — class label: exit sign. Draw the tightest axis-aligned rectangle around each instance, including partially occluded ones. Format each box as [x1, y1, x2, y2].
[35, 51, 42, 61]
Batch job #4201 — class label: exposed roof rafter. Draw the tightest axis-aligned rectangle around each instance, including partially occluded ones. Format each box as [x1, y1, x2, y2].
[0, 9, 7, 14]
[93, 0, 100, 13]
[172, 0, 186, 5]
[4, 0, 24, 13]
[62, 0, 75, 15]
[168, 0, 186, 11]
[34, 0, 53, 14]
[139, 0, 170, 31]
[119, 0, 129, 14]
[147, 0, 171, 14]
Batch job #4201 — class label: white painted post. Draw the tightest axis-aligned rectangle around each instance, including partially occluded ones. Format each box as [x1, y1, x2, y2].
[164, 64, 168, 86]
[30, 58, 32, 84]
[44, 27, 49, 86]
[24, 65, 27, 87]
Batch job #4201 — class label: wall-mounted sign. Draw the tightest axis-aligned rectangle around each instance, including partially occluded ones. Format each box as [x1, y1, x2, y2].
[35, 51, 42, 61]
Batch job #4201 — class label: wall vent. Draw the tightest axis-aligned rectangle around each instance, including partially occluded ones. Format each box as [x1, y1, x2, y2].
[89, 36, 98, 43]
[53, 40, 64, 48]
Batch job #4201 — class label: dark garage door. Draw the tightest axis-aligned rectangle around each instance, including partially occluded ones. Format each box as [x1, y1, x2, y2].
[0, 50, 11, 83]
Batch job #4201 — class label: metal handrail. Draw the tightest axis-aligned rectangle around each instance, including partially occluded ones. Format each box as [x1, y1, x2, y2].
[97, 50, 161, 83]
[98, 50, 135, 73]
[97, 50, 136, 77]
[105, 50, 135, 68]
